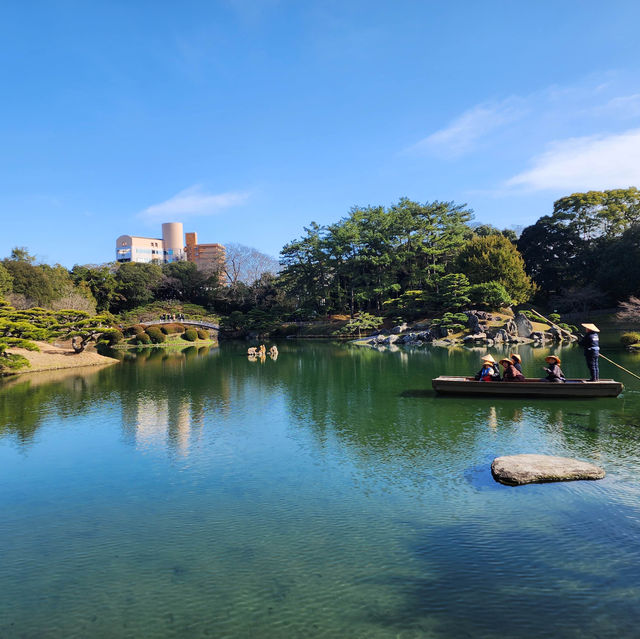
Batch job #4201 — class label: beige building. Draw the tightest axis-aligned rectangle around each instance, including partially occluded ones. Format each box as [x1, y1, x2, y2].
[116, 222, 225, 272]
[185, 232, 226, 271]
[115, 235, 165, 263]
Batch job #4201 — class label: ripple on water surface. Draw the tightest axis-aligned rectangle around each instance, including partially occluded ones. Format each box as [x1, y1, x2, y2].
[1, 342, 640, 638]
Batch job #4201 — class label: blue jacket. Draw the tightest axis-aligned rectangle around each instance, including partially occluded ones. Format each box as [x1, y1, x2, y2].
[581, 332, 600, 354]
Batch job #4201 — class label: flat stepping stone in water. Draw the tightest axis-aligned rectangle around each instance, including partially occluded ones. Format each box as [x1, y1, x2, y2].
[491, 454, 605, 486]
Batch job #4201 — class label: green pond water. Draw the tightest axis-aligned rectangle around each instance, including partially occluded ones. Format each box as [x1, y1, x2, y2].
[1, 341, 640, 638]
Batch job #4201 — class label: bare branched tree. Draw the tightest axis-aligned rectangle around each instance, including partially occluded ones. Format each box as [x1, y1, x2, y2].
[617, 296, 640, 323]
[223, 243, 280, 287]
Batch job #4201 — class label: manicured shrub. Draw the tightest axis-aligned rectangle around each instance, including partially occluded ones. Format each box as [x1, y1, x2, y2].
[135, 332, 151, 345]
[145, 326, 166, 344]
[182, 329, 198, 342]
[621, 332, 640, 346]
[558, 322, 578, 334]
[101, 328, 124, 345]
[196, 329, 208, 340]
[160, 323, 185, 335]
[468, 282, 512, 310]
[431, 312, 469, 329]
[125, 324, 146, 336]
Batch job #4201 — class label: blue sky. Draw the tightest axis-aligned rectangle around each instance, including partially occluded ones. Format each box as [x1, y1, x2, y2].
[2, 0, 640, 267]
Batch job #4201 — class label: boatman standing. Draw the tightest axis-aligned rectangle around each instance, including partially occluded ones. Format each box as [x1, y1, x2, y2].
[580, 323, 600, 381]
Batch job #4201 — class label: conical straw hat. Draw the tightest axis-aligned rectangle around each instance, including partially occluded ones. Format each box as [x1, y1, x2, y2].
[481, 354, 496, 363]
[509, 353, 522, 362]
[581, 323, 600, 332]
[545, 355, 561, 364]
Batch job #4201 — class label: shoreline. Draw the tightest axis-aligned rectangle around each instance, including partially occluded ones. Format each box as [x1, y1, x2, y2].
[2, 341, 120, 378]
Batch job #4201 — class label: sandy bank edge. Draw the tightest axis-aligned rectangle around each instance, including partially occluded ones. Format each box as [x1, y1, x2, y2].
[2, 341, 120, 377]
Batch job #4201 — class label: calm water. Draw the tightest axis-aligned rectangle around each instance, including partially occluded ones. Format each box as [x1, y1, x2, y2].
[1, 341, 640, 638]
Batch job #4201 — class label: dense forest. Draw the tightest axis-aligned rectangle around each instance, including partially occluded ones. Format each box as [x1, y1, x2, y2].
[1, 189, 639, 327]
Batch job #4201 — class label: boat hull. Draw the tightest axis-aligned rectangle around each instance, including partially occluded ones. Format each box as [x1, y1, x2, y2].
[431, 376, 623, 398]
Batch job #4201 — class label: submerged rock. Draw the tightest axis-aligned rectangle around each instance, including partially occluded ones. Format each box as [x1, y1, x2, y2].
[491, 454, 605, 486]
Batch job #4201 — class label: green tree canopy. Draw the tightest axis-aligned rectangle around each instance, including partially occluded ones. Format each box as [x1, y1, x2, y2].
[552, 188, 640, 240]
[436, 273, 471, 310]
[71, 264, 121, 312]
[10, 247, 36, 263]
[114, 262, 163, 310]
[0, 264, 13, 297]
[456, 234, 533, 304]
[279, 198, 474, 315]
[518, 188, 640, 304]
[597, 224, 640, 301]
[2, 258, 55, 307]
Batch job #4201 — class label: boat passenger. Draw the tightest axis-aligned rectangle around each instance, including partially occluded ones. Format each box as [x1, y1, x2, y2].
[579, 323, 600, 381]
[475, 354, 500, 381]
[500, 358, 525, 381]
[543, 355, 565, 383]
[509, 353, 523, 374]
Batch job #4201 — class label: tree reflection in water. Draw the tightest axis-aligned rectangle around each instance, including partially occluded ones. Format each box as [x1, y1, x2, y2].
[1, 342, 639, 479]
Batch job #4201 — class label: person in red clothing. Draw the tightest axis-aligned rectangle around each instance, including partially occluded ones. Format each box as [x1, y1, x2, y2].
[500, 358, 525, 381]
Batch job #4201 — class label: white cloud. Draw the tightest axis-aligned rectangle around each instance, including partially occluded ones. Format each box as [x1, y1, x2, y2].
[591, 93, 640, 118]
[139, 185, 249, 221]
[408, 97, 527, 157]
[506, 128, 640, 191]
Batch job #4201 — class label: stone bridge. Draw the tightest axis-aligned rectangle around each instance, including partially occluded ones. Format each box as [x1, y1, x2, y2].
[144, 319, 220, 331]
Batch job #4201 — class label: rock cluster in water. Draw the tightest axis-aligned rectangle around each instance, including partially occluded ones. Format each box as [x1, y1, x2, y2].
[491, 454, 606, 486]
[362, 309, 578, 348]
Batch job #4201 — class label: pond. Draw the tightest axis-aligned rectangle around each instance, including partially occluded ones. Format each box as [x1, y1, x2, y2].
[1, 341, 640, 638]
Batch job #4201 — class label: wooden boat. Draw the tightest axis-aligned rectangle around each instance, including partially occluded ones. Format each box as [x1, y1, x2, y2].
[431, 376, 623, 398]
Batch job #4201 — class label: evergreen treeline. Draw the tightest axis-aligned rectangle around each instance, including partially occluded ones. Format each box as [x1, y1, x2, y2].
[517, 188, 640, 311]
[278, 198, 531, 318]
[1, 189, 638, 325]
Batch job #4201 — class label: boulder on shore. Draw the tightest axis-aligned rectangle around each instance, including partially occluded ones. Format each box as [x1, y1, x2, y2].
[391, 323, 408, 334]
[465, 312, 481, 333]
[491, 454, 605, 486]
[514, 312, 534, 338]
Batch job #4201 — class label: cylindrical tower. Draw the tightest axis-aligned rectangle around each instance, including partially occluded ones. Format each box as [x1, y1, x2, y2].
[162, 222, 184, 262]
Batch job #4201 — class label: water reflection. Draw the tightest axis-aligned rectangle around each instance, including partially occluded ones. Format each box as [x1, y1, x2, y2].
[2, 341, 639, 471]
[2, 341, 640, 638]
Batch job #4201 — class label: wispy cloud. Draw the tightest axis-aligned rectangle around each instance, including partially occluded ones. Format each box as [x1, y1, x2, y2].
[505, 128, 640, 191]
[408, 97, 527, 158]
[139, 185, 250, 221]
[591, 93, 640, 119]
[408, 74, 640, 163]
